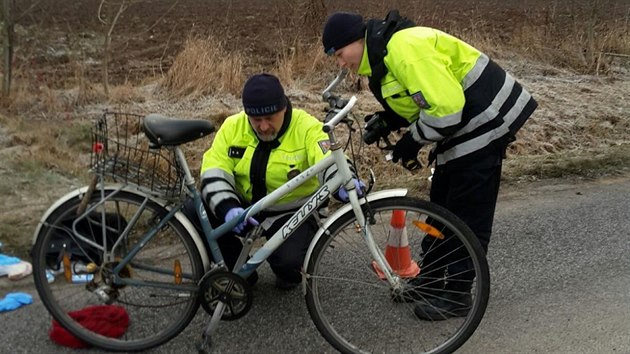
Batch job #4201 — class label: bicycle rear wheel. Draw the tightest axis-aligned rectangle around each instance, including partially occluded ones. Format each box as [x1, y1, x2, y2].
[305, 196, 489, 354]
[32, 188, 203, 351]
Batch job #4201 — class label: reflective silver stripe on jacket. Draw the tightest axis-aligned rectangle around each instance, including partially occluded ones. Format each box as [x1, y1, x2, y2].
[201, 168, 239, 214]
[436, 89, 532, 165]
[409, 109, 463, 143]
[452, 74, 516, 138]
[420, 109, 464, 129]
[462, 53, 489, 90]
[409, 120, 441, 144]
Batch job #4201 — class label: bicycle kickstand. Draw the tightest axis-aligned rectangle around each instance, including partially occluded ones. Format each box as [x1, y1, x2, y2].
[198, 332, 213, 354]
[197, 301, 227, 354]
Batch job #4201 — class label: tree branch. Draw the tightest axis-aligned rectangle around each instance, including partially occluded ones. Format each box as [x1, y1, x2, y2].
[15, 0, 42, 23]
[142, 0, 181, 34]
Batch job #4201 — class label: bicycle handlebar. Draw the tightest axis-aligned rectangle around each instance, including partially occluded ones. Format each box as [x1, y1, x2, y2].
[323, 96, 357, 132]
[321, 69, 348, 102]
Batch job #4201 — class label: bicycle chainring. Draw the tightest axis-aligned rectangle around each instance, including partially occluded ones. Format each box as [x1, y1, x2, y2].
[199, 270, 252, 321]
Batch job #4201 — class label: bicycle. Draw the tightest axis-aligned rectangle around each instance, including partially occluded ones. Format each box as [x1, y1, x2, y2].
[31, 70, 489, 354]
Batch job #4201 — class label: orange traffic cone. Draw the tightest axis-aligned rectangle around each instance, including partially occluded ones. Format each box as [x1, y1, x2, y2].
[372, 210, 421, 279]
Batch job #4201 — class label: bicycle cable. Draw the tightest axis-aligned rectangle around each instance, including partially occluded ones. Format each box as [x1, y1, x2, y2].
[345, 113, 376, 224]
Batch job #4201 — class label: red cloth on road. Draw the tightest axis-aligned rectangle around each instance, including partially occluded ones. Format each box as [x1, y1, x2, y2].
[49, 305, 129, 348]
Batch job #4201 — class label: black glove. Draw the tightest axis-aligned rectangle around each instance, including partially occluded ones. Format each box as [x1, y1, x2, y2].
[392, 132, 423, 171]
[364, 111, 408, 132]
[364, 112, 379, 123]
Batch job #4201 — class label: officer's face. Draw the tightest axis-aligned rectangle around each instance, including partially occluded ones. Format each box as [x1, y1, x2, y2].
[334, 39, 364, 72]
[248, 107, 286, 142]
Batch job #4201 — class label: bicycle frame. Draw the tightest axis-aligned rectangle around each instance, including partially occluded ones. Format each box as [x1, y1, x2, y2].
[60, 90, 397, 310]
[78, 95, 392, 281]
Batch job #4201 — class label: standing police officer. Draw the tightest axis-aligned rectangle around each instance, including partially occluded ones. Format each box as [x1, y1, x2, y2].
[322, 10, 537, 319]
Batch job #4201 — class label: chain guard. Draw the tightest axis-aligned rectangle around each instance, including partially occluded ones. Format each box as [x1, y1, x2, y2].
[199, 270, 252, 321]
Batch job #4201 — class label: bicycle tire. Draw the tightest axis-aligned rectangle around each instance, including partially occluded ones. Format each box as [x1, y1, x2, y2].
[32, 188, 203, 351]
[305, 196, 490, 354]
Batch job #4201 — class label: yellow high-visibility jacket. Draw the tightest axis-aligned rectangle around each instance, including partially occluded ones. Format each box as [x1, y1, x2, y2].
[200, 108, 336, 220]
[360, 26, 537, 165]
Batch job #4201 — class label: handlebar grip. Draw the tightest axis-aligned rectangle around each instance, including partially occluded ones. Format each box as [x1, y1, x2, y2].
[335, 98, 349, 109]
[323, 96, 357, 131]
[326, 95, 348, 110]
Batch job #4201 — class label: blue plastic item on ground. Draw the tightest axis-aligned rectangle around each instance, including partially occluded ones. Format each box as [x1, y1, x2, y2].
[0, 292, 33, 312]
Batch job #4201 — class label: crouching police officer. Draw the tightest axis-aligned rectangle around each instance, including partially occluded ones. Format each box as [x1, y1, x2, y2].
[187, 73, 363, 290]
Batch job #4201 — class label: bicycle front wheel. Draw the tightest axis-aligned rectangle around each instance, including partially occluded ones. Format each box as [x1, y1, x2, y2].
[32, 188, 203, 351]
[305, 196, 490, 354]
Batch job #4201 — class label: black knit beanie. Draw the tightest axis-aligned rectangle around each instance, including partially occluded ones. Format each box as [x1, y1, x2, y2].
[322, 12, 365, 55]
[242, 73, 287, 116]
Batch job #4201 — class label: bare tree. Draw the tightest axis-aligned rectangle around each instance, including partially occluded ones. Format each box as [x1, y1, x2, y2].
[298, 0, 327, 37]
[1, 0, 14, 96]
[98, 0, 129, 97]
[0, 0, 41, 97]
[97, 0, 180, 97]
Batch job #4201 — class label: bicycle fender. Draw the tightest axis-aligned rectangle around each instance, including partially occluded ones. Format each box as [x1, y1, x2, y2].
[32, 185, 96, 245]
[32, 185, 211, 271]
[302, 189, 408, 279]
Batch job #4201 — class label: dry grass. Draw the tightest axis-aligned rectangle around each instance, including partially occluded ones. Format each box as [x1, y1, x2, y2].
[5, 116, 92, 177]
[160, 36, 245, 98]
[504, 144, 630, 181]
[507, 6, 630, 74]
[109, 83, 147, 104]
[274, 40, 330, 88]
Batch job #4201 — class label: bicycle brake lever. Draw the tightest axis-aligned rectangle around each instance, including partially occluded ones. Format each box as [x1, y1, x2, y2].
[335, 98, 349, 109]
[342, 118, 355, 131]
[246, 224, 264, 240]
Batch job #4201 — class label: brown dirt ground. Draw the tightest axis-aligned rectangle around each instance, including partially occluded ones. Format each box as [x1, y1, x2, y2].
[14, 0, 629, 86]
[1, 0, 629, 258]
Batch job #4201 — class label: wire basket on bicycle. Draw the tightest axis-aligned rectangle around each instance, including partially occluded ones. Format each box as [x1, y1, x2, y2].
[90, 111, 184, 200]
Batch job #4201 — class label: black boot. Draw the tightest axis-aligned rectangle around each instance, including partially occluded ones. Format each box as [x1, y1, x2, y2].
[413, 291, 472, 321]
[275, 276, 299, 290]
[394, 271, 445, 303]
[246, 271, 259, 287]
[394, 236, 447, 303]
[414, 258, 474, 321]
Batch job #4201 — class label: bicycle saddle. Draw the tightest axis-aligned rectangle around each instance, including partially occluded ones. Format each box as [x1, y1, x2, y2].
[143, 114, 215, 147]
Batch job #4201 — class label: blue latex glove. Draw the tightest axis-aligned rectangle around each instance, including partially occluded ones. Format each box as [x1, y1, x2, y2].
[0, 292, 33, 312]
[0, 254, 21, 266]
[225, 207, 259, 234]
[337, 179, 366, 203]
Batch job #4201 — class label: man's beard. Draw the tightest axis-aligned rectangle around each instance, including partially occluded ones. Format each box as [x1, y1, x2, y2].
[256, 132, 277, 142]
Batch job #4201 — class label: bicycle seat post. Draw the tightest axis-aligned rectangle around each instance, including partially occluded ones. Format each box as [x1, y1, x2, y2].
[173, 147, 197, 191]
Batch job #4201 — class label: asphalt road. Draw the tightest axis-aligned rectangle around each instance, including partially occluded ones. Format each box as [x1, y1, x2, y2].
[2, 175, 630, 353]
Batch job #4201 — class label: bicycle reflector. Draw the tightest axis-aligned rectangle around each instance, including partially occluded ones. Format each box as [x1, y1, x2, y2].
[62, 252, 72, 282]
[93, 142, 104, 153]
[174, 260, 182, 285]
[412, 220, 444, 239]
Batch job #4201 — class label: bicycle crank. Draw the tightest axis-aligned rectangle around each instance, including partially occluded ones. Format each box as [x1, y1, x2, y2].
[199, 270, 252, 321]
